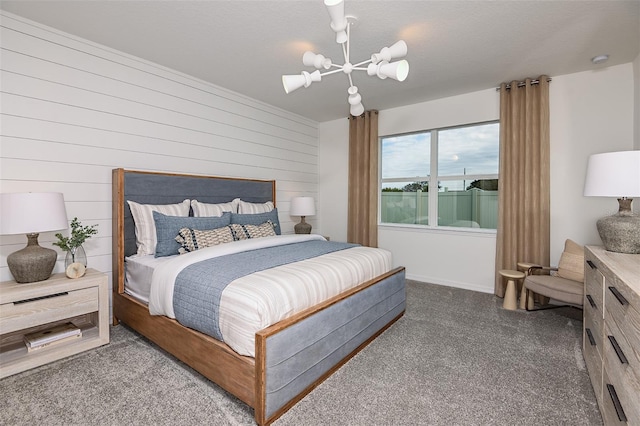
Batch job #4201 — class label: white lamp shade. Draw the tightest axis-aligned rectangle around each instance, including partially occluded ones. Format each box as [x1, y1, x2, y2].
[282, 70, 321, 94]
[348, 86, 364, 115]
[350, 102, 364, 116]
[367, 60, 409, 81]
[282, 74, 307, 94]
[324, 0, 347, 43]
[0, 192, 68, 235]
[584, 150, 640, 197]
[290, 196, 316, 216]
[371, 40, 408, 64]
[303, 51, 332, 69]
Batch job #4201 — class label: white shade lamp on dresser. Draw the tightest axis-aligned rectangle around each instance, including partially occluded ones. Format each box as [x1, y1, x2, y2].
[583, 150, 640, 254]
[0, 192, 69, 283]
[290, 196, 316, 234]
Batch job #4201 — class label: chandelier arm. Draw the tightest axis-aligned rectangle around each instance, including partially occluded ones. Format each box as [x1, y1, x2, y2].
[351, 67, 368, 71]
[342, 42, 349, 64]
[348, 73, 354, 87]
[346, 20, 351, 63]
[352, 59, 373, 67]
[319, 68, 346, 77]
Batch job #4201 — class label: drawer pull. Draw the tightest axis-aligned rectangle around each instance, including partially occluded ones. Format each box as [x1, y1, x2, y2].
[585, 328, 596, 346]
[586, 260, 596, 269]
[608, 335, 628, 364]
[606, 384, 627, 422]
[608, 286, 628, 306]
[586, 295, 596, 309]
[14, 292, 69, 305]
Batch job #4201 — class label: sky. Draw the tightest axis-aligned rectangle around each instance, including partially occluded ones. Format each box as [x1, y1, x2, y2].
[381, 122, 499, 190]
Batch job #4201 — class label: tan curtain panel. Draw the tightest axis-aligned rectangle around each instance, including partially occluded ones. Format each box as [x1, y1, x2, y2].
[348, 110, 379, 247]
[495, 77, 550, 297]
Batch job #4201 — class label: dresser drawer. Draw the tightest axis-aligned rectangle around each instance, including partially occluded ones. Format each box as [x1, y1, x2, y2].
[603, 321, 640, 425]
[605, 284, 640, 358]
[0, 287, 99, 334]
[584, 309, 603, 359]
[602, 370, 630, 425]
[585, 259, 605, 320]
[583, 323, 603, 406]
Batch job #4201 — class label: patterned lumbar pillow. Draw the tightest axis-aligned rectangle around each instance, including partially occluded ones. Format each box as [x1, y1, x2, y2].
[176, 222, 277, 254]
[228, 222, 276, 240]
[176, 227, 235, 254]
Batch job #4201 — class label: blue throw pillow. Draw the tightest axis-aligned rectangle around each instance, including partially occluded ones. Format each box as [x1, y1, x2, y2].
[153, 211, 231, 257]
[230, 208, 281, 235]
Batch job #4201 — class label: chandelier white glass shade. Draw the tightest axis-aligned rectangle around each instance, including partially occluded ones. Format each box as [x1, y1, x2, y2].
[282, 0, 409, 116]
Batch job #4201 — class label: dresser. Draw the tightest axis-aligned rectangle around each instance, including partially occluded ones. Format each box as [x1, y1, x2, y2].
[583, 246, 640, 425]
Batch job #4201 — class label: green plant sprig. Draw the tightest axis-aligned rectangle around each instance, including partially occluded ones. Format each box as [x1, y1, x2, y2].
[53, 217, 98, 252]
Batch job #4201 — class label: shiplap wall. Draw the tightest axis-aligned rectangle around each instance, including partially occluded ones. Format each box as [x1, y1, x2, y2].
[0, 12, 319, 284]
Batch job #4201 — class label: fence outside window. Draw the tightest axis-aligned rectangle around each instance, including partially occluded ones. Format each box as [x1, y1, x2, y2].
[380, 187, 498, 229]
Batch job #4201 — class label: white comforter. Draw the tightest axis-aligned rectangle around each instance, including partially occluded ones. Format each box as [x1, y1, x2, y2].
[148, 234, 393, 356]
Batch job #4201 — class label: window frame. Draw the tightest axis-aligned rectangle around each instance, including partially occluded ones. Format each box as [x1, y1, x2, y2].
[379, 120, 499, 233]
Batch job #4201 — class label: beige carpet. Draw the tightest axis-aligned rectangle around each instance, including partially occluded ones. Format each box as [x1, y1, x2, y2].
[0, 280, 602, 425]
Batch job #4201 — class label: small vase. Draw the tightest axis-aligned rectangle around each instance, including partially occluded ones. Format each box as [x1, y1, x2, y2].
[65, 245, 87, 270]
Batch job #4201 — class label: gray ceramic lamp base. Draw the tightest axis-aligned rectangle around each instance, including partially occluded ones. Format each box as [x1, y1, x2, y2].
[597, 198, 640, 254]
[7, 233, 58, 283]
[294, 216, 312, 234]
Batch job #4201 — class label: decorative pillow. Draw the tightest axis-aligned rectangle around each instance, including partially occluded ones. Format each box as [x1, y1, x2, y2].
[557, 239, 585, 282]
[127, 199, 190, 256]
[237, 198, 274, 214]
[176, 222, 276, 254]
[230, 209, 281, 235]
[191, 199, 238, 217]
[176, 227, 235, 254]
[228, 222, 276, 240]
[153, 211, 231, 257]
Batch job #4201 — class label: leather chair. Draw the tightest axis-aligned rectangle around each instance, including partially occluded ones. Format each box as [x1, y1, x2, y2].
[522, 239, 584, 311]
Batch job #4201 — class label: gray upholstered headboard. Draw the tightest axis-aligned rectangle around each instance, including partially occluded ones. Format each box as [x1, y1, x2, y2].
[112, 169, 275, 291]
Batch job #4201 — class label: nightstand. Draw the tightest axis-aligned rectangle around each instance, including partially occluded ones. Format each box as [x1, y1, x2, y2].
[0, 268, 109, 378]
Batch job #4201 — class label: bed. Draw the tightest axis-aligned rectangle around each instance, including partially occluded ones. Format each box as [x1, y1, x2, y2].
[111, 168, 406, 425]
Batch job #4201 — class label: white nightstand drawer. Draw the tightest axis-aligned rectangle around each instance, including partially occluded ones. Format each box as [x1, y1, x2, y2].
[0, 287, 99, 334]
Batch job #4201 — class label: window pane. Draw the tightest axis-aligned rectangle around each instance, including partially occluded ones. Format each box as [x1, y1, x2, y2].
[380, 182, 428, 225]
[381, 133, 430, 179]
[437, 181, 498, 229]
[438, 123, 499, 176]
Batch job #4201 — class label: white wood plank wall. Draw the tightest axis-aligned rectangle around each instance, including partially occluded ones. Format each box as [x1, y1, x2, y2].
[0, 12, 319, 284]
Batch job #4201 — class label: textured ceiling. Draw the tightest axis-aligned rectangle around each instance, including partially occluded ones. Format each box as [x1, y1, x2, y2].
[1, 0, 639, 122]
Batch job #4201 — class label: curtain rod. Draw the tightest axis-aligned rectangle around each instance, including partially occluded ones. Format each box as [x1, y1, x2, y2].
[496, 77, 552, 91]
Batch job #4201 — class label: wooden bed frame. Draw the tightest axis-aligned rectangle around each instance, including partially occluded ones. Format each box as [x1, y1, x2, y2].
[111, 168, 406, 425]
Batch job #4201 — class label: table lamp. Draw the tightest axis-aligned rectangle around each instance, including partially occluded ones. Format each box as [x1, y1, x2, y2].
[0, 192, 69, 282]
[290, 196, 316, 234]
[583, 150, 640, 254]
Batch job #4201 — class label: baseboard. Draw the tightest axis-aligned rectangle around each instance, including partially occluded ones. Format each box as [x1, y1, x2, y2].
[405, 273, 494, 294]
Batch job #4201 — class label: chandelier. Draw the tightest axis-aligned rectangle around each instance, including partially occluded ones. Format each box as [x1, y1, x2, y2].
[282, 0, 409, 116]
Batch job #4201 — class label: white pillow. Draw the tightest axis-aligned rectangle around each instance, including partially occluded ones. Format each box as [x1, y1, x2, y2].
[237, 198, 274, 214]
[127, 199, 190, 256]
[191, 199, 238, 217]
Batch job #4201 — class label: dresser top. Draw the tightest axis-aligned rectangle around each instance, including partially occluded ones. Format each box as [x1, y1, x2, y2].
[586, 245, 640, 294]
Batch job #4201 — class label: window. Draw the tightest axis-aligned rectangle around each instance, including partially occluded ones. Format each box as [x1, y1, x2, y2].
[380, 121, 499, 230]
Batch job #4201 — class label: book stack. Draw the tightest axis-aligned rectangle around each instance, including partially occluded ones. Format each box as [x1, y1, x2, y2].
[23, 323, 82, 352]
